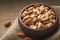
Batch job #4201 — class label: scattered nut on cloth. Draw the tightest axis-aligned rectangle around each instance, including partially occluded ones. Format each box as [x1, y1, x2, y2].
[0, 6, 60, 40]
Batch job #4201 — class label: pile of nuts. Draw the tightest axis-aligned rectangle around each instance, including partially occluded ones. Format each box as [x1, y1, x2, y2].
[21, 4, 56, 29]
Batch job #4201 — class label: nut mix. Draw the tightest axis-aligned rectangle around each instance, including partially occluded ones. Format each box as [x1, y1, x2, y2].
[21, 4, 56, 29]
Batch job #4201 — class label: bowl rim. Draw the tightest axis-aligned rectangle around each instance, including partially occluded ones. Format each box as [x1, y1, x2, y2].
[18, 3, 58, 31]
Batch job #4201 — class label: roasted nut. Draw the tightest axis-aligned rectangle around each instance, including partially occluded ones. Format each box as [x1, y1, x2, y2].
[36, 7, 40, 10]
[39, 5, 45, 14]
[4, 20, 11, 27]
[36, 10, 40, 14]
[37, 22, 42, 29]
[33, 8, 41, 14]
[23, 11, 27, 14]
[30, 25, 37, 29]
[17, 32, 25, 37]
[43, 23, 52, 28]
[34, 4, 40, 8]
[35, 22, 38, 26]
[23, 15, 30, 22]
[33, 8, 38, 13]
[45, 7, 49, 12]
[28, 7, 34, 11]
[52, 16, 56, 19]
[42, 24, 48, 29]
[42, 20, 51, 24]
[39, 5, 45, 11]
[47, 23, 52, 27]
[22, 11, 27, 17]
[30, 14, 36, 18]
[51, 11, 55, 15]
[49, 15, 53, 19]
[23, 37, 32, 40]
[32, 17, 37, 23]
[27, 10, 33, 15]
[38, 14, 41, 20]
[22, 13, 26, 18]
[41, 14, 48, 21]
[24, 18, 32, 25]
[49, 15, 55, 19]
[46, 9, 53, 16]
[52, 19, 56, 23]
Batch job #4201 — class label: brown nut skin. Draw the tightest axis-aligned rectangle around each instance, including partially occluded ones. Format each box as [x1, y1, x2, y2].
[42, 20, 51, 24]
[34, 4, 40, 8]
[32, 17, 37, 23]
[17, 32, 25, 38]
[27, 10, 33, 15]
[23, 37, 32, 40]
[28, 7, 34, 11]
[49, 15, 56, 19]
[4, 20, 11, 27]
[24, 18, 32, 25]
[22, 15, 30, 22]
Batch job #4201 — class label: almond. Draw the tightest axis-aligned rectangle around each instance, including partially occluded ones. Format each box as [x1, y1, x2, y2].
[23, 15, 30, 22]
[34, 4, 40, 8]
[28, 7, 34, 11]
[27, 10, 33, 15]
[24, 18, 32, 25]
[17, 32, 25, 37]
[4, 20, 11, 27]
[32, 17, 37, 23]
[23, 37, 32, 40]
